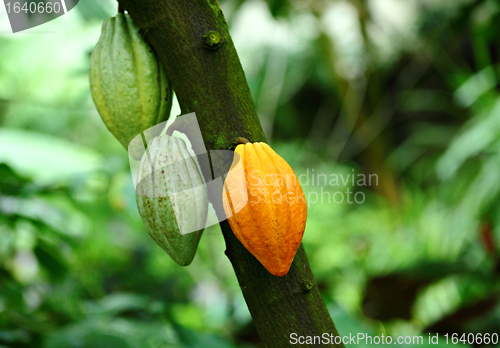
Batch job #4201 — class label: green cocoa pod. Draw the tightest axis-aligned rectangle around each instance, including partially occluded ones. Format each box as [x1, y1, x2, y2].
[135, 135, 208, 266]
[89, 13, 172, 155]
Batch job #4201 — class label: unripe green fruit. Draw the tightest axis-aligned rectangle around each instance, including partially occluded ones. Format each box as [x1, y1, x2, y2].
[89, 13, 172, 153]
[136, 135, 208, 266]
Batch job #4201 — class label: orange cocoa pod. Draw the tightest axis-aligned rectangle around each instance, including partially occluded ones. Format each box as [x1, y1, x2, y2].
[222, 142, 307, 277]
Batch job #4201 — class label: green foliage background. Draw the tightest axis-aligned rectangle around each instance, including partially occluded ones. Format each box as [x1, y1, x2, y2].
[1, 0, 500, 346]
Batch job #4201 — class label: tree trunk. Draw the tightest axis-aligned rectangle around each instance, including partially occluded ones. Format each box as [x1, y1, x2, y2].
[118, 1, 344, 346]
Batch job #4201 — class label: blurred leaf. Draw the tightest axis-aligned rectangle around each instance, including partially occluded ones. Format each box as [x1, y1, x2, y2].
[426, 296, 499, 335]
[0, 129, 103, 185]
[0, 163, 32, 196]
[33, 238, 68, 281]
[453, 66, 496, 107]
[75, 0, 115, 21]
[437, 97, 500, 180]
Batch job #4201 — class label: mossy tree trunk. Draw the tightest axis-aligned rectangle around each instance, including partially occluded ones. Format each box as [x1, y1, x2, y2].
[118, 0, 344, 346]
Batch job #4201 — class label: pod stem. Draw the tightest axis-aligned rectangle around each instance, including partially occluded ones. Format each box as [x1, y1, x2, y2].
[234, 137, 250, 145]
[159, 121, 170, 137]
[229, 137, 250, 151]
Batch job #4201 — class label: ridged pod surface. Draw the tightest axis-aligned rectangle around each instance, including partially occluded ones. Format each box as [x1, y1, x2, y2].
[89, 13, 172, 154]
[136, 135, 207, 266]
[222, 142, 307, 276]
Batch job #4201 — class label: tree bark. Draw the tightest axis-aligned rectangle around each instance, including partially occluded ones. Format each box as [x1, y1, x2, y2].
[119, 1, 344, 346]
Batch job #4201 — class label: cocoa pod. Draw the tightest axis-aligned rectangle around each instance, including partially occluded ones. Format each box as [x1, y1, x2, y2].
[222, 142, 307, 276]
[89, 13, 172, 154]
[136, 135, 207, 266]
